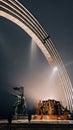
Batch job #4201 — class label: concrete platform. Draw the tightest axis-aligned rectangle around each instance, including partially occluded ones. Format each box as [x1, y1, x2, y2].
[0, 119, 73, 130]
[0, 119, 73, 124]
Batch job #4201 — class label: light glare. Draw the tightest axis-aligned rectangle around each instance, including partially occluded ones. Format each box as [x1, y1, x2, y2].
[53, 67, 58, 72]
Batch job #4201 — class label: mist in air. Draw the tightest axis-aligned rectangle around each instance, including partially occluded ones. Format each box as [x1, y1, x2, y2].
[24, 39, 60, 103]
[0, 17, 60, 115]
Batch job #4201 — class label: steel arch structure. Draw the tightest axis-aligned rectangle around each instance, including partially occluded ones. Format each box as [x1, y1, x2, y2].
[0, 0, 73, 111]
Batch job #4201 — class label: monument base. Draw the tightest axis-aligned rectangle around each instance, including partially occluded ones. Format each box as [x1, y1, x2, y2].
[13, 115, 28, 120]
[33, 114, 69, 120]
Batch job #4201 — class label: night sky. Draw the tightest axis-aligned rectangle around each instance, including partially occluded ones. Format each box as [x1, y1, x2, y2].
[0, 0, 73, 117]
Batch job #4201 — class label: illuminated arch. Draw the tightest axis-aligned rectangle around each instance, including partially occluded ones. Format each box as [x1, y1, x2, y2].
[0, 0, 73, 111]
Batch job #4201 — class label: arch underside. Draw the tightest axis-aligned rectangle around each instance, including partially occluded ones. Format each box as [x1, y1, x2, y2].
[0, 0, 73, 111]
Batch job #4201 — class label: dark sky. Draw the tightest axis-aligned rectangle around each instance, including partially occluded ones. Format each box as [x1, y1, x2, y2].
[0, 0, 73, 116]
[18, 0, 73, 83]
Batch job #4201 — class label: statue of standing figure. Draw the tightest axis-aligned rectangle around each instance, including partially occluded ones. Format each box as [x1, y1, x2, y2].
[12, 86, 27, 118]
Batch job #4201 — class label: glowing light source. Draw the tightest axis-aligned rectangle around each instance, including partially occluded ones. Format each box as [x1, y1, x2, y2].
[53, 67, 58, 72]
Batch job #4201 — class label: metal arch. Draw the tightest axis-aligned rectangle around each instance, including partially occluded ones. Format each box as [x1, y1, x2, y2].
[0, 0, 73, 111]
